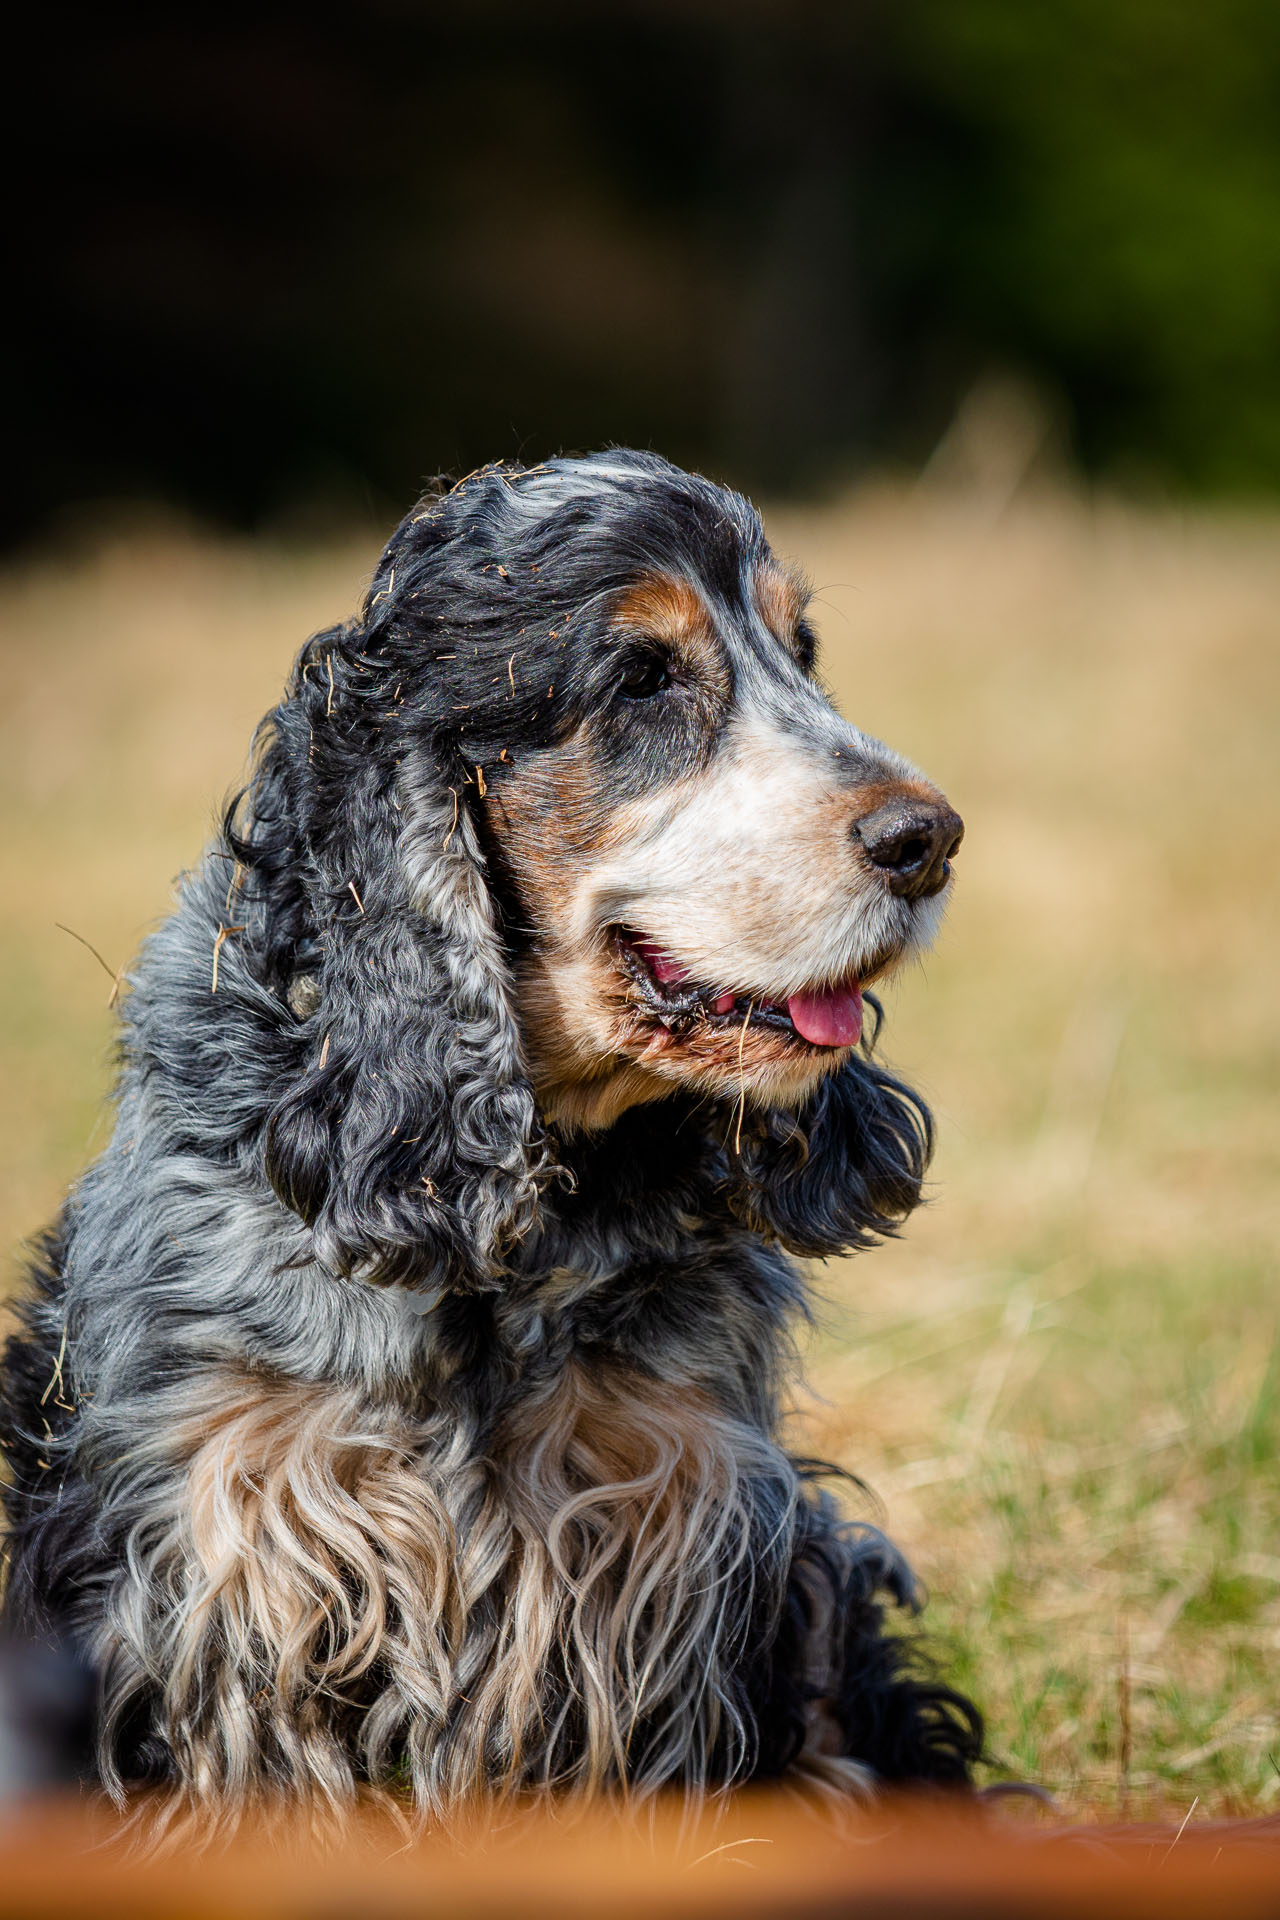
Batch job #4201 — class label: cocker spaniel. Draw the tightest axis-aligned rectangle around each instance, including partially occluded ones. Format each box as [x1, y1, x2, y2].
[1, 451, 981, 1827]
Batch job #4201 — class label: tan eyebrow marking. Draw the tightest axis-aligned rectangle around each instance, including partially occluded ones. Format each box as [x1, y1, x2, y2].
[614, 572, 716, 645]
[612, 573, 729, 696]
[753, 563, 811, 652]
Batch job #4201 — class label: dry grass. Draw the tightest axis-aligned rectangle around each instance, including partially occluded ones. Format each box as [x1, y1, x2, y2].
[1, 487, 1277, 1822]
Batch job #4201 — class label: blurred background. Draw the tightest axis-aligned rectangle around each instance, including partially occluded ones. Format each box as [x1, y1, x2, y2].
[3, 0, 1278, 1821]
[11, 0, 1280, 538]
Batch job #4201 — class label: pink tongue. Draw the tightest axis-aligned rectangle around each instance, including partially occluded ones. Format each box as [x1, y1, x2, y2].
[786, 983, 863, 1048]
[634, 939, 690, 987]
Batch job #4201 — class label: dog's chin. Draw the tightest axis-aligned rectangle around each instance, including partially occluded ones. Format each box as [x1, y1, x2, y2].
[633, 1030, 852, 1112]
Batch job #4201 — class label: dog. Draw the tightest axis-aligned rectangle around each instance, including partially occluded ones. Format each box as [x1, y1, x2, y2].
[1, 451, 980, 1827]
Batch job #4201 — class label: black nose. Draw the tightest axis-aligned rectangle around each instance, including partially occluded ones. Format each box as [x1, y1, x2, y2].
[856, 800, 964, 900]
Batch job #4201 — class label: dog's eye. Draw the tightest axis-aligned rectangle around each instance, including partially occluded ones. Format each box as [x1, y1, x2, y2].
[618, 654, 672, 700]
[794, 618, 818, 673]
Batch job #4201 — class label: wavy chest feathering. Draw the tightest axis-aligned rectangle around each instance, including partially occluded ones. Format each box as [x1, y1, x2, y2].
[95, 1295, 802, 1818]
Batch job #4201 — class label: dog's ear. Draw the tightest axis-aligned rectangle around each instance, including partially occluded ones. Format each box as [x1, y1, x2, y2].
[243, 628, 549, 1291]
[722, 1046, 933, 1258]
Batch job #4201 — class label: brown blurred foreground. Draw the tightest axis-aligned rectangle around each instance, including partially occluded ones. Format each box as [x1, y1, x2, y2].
[1, 1795, 1279, 1919]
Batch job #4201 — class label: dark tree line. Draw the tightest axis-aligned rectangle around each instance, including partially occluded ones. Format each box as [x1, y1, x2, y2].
[10, 0, 1280, 542]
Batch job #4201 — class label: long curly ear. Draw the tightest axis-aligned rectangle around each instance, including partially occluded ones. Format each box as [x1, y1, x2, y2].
[722, 1049, 933, 1259]
[245, 634, 549, 1291]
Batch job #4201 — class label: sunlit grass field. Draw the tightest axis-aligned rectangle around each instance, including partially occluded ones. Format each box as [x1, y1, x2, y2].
[1, 487, 1276, 1822]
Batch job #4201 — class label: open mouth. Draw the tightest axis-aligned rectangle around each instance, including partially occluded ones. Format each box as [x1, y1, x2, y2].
[616, 930, 867, 1050]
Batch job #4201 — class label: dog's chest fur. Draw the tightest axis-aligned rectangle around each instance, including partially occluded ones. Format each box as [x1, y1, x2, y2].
[87, 1236, 805, 1814]
[32, 1107, 804, 1811]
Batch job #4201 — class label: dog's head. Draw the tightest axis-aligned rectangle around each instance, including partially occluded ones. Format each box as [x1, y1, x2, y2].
[239, 453, 961, 1287]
